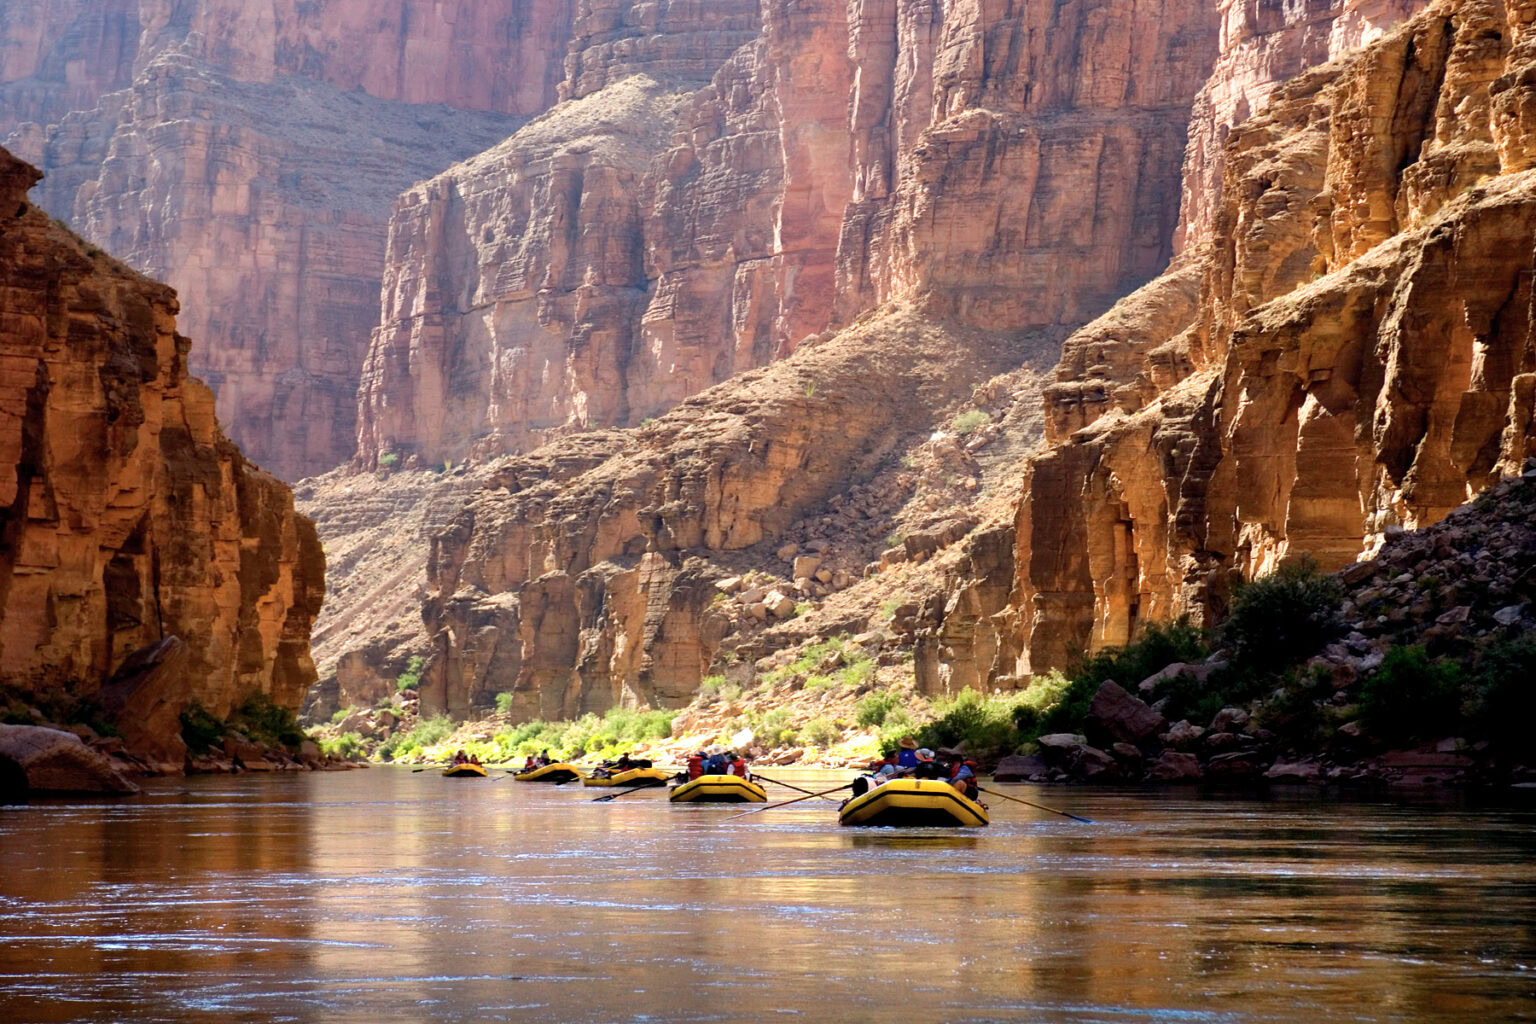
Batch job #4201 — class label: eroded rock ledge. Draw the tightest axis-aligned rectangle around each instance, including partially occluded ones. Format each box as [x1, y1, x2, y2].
[0, 148, 325, 768]
[1007, 0, 1536, 673]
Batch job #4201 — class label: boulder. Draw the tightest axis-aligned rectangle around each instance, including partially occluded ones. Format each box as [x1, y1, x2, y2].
[1265, 760, 1322, 782]
[1209, 707, 1250, 733]
[1205, 750, 1269, 778]
[1037, 733, 1089, 759]
[776, 543, 799, 562]
[1137, 662, 1207, 695]
[1086, 680, 1166, 747]
[764, 591, 797, 619]
[1159, 720, 1205, 749]
[0, 725, 139, 797]
[992, 754, 1049, 782]
[716, 576, 745, 594]
[792, 555, 822, 579]
[1111, 742, 1144, 765]
[1147, 750, 1202, 781]
[1071, 744, 1121, 780]
[1493, 604, 1526, 626]
[95, 636, 192, 764]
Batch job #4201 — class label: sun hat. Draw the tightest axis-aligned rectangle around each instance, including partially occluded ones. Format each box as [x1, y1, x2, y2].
[898, 737, 918, 750]
[916, 748, 934, 761]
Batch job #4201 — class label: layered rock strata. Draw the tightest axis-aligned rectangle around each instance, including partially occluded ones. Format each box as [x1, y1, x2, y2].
[1011, 0, 1536, 672]
[3, 2, 560, 479]
[0, 149, 324, 756]
[356, 0, 1223, 469]
[416, 307, 1044, 719]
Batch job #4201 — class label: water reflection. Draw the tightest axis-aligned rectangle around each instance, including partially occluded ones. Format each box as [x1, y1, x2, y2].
[1, 770, 1532, 1022]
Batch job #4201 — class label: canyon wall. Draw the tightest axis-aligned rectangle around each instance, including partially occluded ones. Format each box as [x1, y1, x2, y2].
[331, 0, 1243, 716]
[1009, 0, 1536, 672]
[0, 148, 324, 757]
[2, 1, 565, 479]
[354, 0, 1223, 469]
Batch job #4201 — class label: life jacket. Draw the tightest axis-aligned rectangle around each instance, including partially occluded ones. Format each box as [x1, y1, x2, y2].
[686, 754, 704, 780]
[730, 758, 747, 777]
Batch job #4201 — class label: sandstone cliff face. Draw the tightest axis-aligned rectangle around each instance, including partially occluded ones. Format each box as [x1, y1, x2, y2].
[0, 149, 324, 751]
[356, 0, 1222, 469]
[326, 0, 1243, 717]
[1174, 0, 1423, 252]
[1010, 0, 1536, 673]
[416, 308, 1044, 719]
[3, 2, 559, 479]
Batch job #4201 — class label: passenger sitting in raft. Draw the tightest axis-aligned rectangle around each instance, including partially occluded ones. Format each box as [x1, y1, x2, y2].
[940, 747, 980, 800]
[703, 745, 734, 775]
[451, 749, 468, 765]
[895, 737, 920, 771]
[522, 755, 537, 772]
[685, 749, 707, 780]
[914, 747, 938, 778]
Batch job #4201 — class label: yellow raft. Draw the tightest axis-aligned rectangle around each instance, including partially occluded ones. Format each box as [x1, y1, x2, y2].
[442, 763, 488, 778]
[582, 767, 672, 788]
[668, 774, 767, 803]
[512, 762, 584, 783]
[837, 779, 989, 827]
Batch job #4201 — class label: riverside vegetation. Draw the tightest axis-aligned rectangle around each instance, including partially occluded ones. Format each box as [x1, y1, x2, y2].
[311, 468, 1536, 787]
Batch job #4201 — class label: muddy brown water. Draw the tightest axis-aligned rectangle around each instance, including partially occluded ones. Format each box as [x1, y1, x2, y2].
[1, 768, 1532, 1022]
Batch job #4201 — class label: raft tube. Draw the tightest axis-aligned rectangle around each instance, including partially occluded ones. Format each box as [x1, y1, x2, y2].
[837, 779, 989, 827]
[668, 774, 767, 803]
[582, 767, 672, 788]
[442, 763, 488, 778]
[512, 762, 584, 783]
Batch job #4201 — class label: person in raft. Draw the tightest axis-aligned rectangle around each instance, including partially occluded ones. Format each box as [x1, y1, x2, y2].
[895, 737, 921, 771]
[703, 745, 735, 775]
[941, 747, 980, 800]
[451, 749, 468, 765]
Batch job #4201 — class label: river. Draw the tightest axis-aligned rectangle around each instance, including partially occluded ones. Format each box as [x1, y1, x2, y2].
[0, 768, 1532, 1022]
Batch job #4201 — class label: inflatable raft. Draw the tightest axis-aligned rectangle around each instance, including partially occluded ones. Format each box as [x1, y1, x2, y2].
[512, 762, 584, 783]
[668, 774, 767, 803]
[442, 763, 488, 778]
[837, 779, 989, 827]
[582, 767, 672, 788]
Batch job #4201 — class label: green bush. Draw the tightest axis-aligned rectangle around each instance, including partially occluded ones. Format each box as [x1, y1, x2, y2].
[228, 693, 305, 750]
[494, 692, 516, 714]
[950, 409, 990, 436]
[377, 714, 455, 761]
[1465, 631, 1536, 749]
[905, 688, 1031, 761]
[1217, 559, 1344, 672]
[319, 732, 366, 760]
[802, 716, 840, 748]
[180, 702, 227, 755]
[396, 656, 425, 693]
[1033, 619, 1210, 734]
[378, 452, 399, 469]
[1358, 645, 1464, 744]
[330, 705, 358, 725]
[854, 690, 900, 728]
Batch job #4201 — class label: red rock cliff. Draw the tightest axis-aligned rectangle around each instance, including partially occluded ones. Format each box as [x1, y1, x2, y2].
[0, 148, 324, 754]
[355, 0, 1222, 470]
[3, 1, 567, 479]
[1010, 0, 1536, 673]
[334, 0, 1236, 717]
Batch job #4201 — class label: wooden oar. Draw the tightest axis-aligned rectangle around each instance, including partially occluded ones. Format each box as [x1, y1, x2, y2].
[591, 781, 665, 802]
[753, 772, 841, 802]
[977, 784, 1093, 823]
[723, 781, 855, 820]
